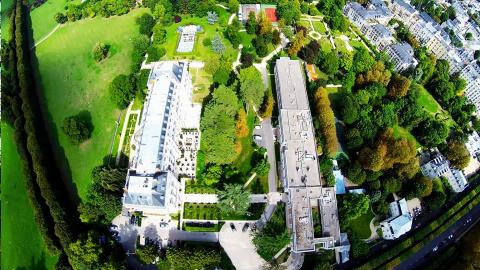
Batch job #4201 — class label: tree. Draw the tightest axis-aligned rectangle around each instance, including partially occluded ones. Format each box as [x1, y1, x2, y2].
[62, 114, 92, 145]
[340, 193, 370, 222]
[413, 117, 449, 148]
[466, 32, 473, 40]
[272, 29, 281, 45]
[253, 36, 268, 57]
[351, 238, 370, 257]
[246, 11, 256, 34]
[228, 0, 239, 14]
[166, 246, 223, 269]
[314, 88, 339, 156]
[277, 0, 301, 25]
[201, 85, 238, 164]
[239, 66, 265, 109]
[260, 93, 275, 118]
[341, 94, 360, 124]
[136, 241, 159, 265]
[254, 158, 270, 176]
[225, 18, 241, 48]
[344, 162, 367, 185]
[207, 11, 218, 24]
[256, 10, 272, 35]
[69, 233, 102, 269]
[339, 50, 353, 71]
[352, 48, 375, 73]
[217, 184, 251, 215]
[383, 177, 402, 194]
[152, 23, 167, 45]
[424, 190, 446, 210]
[288, 31, 305, 56]
[235, 108, 249, 138]
[203, 165, 222, 186]
[92, 42, 109, 62]
[444, 140, 470, 169]
[54, 12, 67, 24]
[136, 13, 155, 35]
[300, 40, 320, 64]
[91, 166, 127, 193]
[320, 51, 340, 75]
[153, 3, 165, 21]
[406, 176, 433, 198]
[211, 34, 225, 54]
[109, 74, 136, 108]
[388, 74, 411, 98]
[356, 61, 392, 87]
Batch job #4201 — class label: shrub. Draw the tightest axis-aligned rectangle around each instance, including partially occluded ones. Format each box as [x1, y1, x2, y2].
[54, 12, 67, 24]
[92, 42, 109, 62]
[62, 114, 92, 145]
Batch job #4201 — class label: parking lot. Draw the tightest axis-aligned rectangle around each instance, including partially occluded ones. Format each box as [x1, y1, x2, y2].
[219, 221, 266, 270]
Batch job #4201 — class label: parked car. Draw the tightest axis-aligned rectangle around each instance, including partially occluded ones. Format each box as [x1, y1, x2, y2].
[253, 135, 262, 141]
[255, 125, 262, 129]
[433, 246, 438, 252]
[230, 223, 236, 231]
[242, 223, 250, 232]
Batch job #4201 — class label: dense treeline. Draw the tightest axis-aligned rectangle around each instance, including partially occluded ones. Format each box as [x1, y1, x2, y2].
[314, 87, 338, 157]
[11, 0, 80, 264]
[1, 12, 60, 254]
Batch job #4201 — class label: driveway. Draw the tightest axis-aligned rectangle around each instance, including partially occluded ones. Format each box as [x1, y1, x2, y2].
[219, 221, 267, 270]
[253, 119, 278, 192]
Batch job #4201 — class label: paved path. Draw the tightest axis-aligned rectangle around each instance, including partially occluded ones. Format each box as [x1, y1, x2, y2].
[115, 102, 140, 165]
[219, 221, 267, 270]
[183, 193, 268, 203]
[243, 172, 257, 188]
[232, 44, 243, 74]
[253, 119, 278, 193]
[32, 24, 61, 48]
[228, 13, 236, 25]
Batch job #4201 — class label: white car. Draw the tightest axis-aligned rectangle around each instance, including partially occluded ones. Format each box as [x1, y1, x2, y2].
[254, 125, 262, 129]
[253, 135, 262, 141]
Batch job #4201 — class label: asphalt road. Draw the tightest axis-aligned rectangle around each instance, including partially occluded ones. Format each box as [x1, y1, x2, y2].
[253, 118, 278, 192]
[394, 203, 480, 270]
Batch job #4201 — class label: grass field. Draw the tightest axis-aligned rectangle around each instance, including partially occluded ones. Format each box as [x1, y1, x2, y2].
[30, 0, 68, 41]
[191, 67, 212, 103]
[312, 21, 326, 34]
[415, 85, 455, 127]
[319, 38, 333, 52]
[1, 124, 59, 270]
[349, 209, 375, 239]
[34, 8, 147, 200]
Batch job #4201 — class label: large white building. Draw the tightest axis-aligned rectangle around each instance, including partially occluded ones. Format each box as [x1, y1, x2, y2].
[380, 198, 413, 240]
[420, 149, 468, 193]
[384, 42, 418, 71]
[275, 57, 349, 263]
[123, 61, 201, 215]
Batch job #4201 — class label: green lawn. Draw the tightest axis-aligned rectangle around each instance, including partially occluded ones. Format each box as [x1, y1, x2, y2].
[183, 203, 264, 220]
[161, 10, 238, 61]
[34, 8, 147, 200]
[319, 38, 332, 53]
[416, 85, 440, 113]
[312, 21, 326, 34]
[392, 125, 419, 147]
[191, 67, 212, 103]
[1, 124, 59, 270]
[349, 209, 375, 239]
[232, 107, 256, 175]
[30, 0, 68, 42]
[0, 0, 14, 40]
[415, 85, 455, 127]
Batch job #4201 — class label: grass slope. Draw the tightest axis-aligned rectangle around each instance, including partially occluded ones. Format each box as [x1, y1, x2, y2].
[34, 9, 147, 200]
[349, 209, 375, 239]
[1, 124, 59, 270]
[30, 0, 68, 42]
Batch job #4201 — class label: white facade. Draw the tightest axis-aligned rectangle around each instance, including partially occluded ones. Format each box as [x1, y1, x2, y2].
[364, 24, 395, 50]
[466, 131, 480, 159]
[123, 61, 201, 215]
[385, 42, 418, 71]
[460, 62, 480, 114]
[380, 198, 413, 240]
[420, 149, 468, 193]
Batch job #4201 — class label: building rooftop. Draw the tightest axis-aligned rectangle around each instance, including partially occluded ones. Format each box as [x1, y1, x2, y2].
[124, 172, 171, 208]
[394, 0, 416, 14]
[319, 187, 341, 244]
[372, 24, 392, 38]
[132, 62, 185, 174]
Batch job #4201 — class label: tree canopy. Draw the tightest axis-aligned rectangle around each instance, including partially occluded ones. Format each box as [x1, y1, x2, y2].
[217, 184, 251, 216]
[238, 66, 265, 109]
[62, 114, 92, 145]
